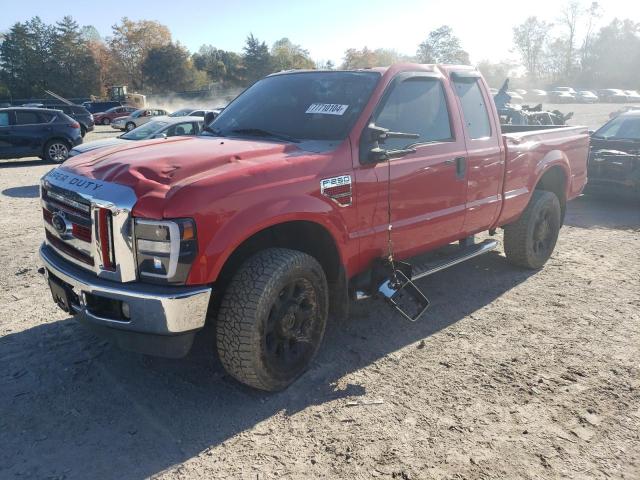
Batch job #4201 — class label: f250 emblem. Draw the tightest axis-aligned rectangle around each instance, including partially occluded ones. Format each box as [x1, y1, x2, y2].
[320, 175, 352, 207]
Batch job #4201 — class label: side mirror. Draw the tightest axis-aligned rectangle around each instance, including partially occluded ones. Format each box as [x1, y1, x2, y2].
[588, 130, 595, 136]
[154, 133, 167, 139]
[361, 123, 419, 164]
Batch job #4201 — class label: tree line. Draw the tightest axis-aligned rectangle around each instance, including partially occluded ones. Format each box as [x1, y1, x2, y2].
[511, 2, 640, 88]
[1, 2, 638, 100]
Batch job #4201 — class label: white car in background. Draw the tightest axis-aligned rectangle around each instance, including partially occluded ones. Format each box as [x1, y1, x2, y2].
[111, 108, 169, 131]
[71, 116, 203, 156]
[576, 90, 599, 103]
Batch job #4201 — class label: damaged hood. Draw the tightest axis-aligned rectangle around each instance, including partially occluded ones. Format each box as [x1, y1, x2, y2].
[58, 135, 330, 217]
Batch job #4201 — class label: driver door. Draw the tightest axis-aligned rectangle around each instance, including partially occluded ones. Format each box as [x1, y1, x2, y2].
[356, 73, 469, 260]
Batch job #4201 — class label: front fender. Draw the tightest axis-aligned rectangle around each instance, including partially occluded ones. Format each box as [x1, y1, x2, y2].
[186, 194, 351, 285]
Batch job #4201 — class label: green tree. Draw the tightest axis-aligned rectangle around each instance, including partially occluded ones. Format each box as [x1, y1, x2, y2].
[243, 33, 272, 83]
[512, 17, 550, 81]
[50, 16, 101, 97]
[0, 17, 55, 97]
[416, 26, 470, 64]
[108, 17, 171, 91]
[192, 45, 245, 85]
[271, 38, 314, 71]
[142, 42, 196, 92]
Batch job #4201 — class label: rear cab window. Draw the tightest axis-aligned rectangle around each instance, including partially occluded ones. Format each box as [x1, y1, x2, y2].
[453, 77, 492, 139]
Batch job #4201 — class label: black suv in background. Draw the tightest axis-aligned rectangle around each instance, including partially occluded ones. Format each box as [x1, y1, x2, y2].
[43, 104, 94, 137]
[0, 107, 83, 163]
[82, 101, 123, 114]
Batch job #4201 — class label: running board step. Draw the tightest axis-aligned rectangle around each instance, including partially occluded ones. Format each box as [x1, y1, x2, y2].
[356, 239, 499, 322]
[409, 238, 499, 281]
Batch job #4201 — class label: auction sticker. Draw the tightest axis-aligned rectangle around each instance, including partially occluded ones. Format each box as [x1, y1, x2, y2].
[306, 103, 349, 115]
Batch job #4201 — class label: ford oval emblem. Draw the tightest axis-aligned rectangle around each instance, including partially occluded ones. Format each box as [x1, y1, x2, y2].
[51, 212, 69, 235]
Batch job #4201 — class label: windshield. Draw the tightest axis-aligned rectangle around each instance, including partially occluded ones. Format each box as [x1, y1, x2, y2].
[206, 71, 380, 142]
[594, 115, 640, 140]
[120, 121, 169, 140]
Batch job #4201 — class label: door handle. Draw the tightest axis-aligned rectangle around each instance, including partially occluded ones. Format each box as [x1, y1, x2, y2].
[454, 156, 466, 179]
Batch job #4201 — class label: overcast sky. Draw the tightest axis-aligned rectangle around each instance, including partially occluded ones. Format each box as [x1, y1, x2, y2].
[3, 0, 640, 65]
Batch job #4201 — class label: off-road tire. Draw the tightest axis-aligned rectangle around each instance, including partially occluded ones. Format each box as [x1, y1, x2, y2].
[43, 139, 70, 163]
[504, 190, 561, 269]
[125, 122, 135, 132]
[216, 248, 328, 391]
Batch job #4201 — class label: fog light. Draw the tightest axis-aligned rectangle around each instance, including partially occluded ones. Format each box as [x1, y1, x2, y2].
[153, 257, 162, 270]
[121, 302, 131, 320]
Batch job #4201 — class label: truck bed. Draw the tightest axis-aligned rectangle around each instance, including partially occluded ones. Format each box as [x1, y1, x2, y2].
[496, 125, 590, 226]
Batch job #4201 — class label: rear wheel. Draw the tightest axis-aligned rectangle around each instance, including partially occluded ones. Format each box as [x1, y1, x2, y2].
[102, 118, 110, 125]
[504, 190, 561, 269]
[216, 248, 328, 391]
[43, 140, 70, 163]
[80, 126, 86, 137]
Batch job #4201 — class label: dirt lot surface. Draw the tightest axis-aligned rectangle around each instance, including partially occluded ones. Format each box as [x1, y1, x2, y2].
[1, 114, 639, 480]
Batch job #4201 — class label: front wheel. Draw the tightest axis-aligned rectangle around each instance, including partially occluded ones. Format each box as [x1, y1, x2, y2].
[504, 190, 561, 269]
[125, 122, 135, 132]
[102, 118, 110, 125]
[216, 248, 328, 391]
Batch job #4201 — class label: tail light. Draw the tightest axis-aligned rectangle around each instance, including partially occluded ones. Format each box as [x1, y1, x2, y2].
[68, 121, 80, 129]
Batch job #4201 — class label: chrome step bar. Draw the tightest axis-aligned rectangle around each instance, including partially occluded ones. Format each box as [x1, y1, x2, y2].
[410, 239, 498, 281]
[355, 239, 499, 300]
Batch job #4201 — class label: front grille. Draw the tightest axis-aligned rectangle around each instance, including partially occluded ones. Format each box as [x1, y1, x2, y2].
[41, 170, 138, 282]
[46, 230, 94, 266]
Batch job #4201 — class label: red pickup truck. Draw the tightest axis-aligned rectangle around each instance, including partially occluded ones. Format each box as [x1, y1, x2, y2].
[39, 64, 588, 390]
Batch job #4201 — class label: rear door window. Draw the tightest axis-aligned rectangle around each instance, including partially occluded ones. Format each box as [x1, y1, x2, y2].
[15, 111, 46, 125]
[374, 77, 453, 150]
[0, 112, 9, 126]
[453, 78, 492, 139]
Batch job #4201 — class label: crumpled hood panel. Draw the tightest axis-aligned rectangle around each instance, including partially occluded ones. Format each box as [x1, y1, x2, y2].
[62, 135, 298, 194]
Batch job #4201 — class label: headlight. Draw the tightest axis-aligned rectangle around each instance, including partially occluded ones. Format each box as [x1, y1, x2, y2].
[134, 218, 198, 284]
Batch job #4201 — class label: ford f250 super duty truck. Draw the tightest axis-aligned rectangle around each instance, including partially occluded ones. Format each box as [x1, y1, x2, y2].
[38, 64, 589, 391]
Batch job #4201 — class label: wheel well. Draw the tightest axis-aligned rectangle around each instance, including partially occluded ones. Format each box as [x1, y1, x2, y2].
[213, 221, 345, 316]
[536, 166, 567, 220]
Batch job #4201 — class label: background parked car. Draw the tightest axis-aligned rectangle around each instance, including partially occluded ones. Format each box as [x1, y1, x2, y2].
[69, 116, 204, 157]
[598, 89, 629, 103]
[42, 104, 94, 137]
[0, 107, 82, 162]
[527, 89, 548, 100]
[623, 90, 640, 102]
[549, 90, 576, 103]
[93, 106, 137, 125]
[111, 108, 169, 131]
[576, 90, 599, 103]
[169, 108, 213, 118]
[82, 101, 123, 113]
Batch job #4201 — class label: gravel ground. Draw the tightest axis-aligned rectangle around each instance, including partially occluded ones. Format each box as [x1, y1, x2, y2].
[0, 109, 639, 480]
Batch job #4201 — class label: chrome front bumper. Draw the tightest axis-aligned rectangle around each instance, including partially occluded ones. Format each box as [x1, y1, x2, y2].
[40, 243, 212, 338]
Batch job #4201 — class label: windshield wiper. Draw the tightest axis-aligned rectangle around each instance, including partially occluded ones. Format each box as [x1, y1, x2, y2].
[229, 128, 300, 143]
